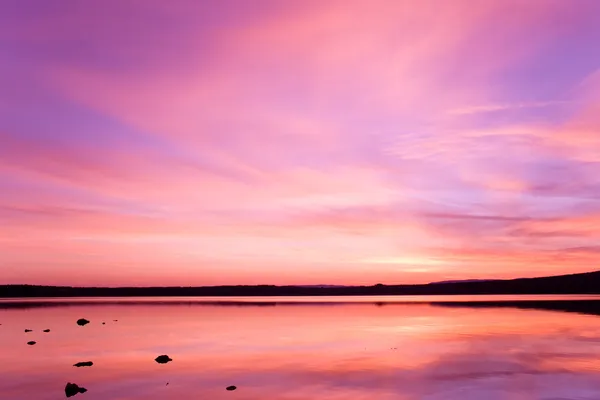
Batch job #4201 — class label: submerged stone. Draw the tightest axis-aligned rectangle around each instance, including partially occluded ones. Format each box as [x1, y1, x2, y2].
[65, 382, 87, 397]
[226, 386, 237, 391]
[43, 329, 50, 333]
[73, 361, 93, 367]
[76, 319, 90, 326]
[25, 329, 32, 332]
[154, 355, 172, 364]
[27, 341, 36, 345]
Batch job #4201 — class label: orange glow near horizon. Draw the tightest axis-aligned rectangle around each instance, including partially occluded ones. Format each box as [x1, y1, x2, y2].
[2, 1, 600, 286]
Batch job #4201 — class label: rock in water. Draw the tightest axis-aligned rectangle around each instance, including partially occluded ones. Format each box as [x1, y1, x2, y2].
[154, 355, 172, 364]
[76, 319, 90, 326]
[24, 329, 32, 332]
[43, 329, 50, 333]
[226, 386, 237, 391]
[65, 382, 87, 397]
[27, 341, 36, 345]
[73, 361, 93, 367]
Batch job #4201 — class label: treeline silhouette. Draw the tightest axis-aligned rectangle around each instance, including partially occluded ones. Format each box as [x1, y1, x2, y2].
[2, 269, 600, 298]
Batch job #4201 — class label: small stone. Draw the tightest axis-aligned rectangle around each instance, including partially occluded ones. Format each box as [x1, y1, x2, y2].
[65, 382, 87, 397]
[73, 361, 93, 367]
[43, 329, 50, 333]
[226, 386, 237, 391]
[25, 329, 32, 332]
[154, 355, 172, 364]
[27, 341, 36, 345]
[113, 320, 118, 322]
[102, 322, 105, 325]
[76, 319, 90, 326]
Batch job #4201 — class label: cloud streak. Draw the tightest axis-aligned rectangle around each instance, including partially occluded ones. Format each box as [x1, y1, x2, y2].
[447, 101, 570, 115]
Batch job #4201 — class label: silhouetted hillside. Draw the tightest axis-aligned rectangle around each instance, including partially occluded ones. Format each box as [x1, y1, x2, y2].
[1, 269, 600, 298]
[428, 279, 498, 284]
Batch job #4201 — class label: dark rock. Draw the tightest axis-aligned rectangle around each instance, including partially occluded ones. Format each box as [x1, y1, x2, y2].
[27, 341, 36, 345]
[76, 319, 90, 326]
[226, 386, 237, 391]
[102, 322, 105, 325]
[25, 329, 32, 332]
[65, 382, 87, 397]
[43, 329, 50, 333]
[73, 361, 93, 367]
[154, 355, 172, 364]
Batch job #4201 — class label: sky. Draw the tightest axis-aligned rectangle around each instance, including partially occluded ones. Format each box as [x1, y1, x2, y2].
[1, 0, 600, 287]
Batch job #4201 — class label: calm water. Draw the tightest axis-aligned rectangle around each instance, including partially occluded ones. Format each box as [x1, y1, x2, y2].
[3, 295, 600, 399]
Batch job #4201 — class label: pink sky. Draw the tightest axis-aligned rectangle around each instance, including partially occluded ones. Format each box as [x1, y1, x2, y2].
[2, 0, 600, 286]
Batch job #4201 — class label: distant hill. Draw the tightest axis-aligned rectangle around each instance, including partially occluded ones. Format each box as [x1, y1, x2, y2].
[1, 269, 600, 297]
[428, 279, 499, 285]
[296, 285, 348, 288]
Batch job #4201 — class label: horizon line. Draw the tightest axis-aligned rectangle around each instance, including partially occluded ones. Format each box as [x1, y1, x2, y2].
[1, 269, 597, 289]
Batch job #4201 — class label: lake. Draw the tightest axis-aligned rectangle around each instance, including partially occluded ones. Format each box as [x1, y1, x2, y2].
[3, 295, 600, 399]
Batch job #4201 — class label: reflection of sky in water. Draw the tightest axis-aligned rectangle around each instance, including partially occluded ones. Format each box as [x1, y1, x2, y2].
[2, 298, 600, 399]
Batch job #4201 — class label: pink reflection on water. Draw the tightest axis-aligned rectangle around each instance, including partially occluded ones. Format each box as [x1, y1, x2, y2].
[2, 298, 600, 399]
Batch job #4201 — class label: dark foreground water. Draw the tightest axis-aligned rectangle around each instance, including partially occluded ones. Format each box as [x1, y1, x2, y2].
[3, 295, 600, 399]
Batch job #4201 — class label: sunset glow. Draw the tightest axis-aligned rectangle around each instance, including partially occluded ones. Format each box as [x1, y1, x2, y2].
[2, 0, 600, 286]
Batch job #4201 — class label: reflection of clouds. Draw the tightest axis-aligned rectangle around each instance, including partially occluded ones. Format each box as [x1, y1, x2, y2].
[571, 334, 600, 343]
[5, 304, 600, 399]
[118, 339, 600, 400]
[423, 355, 541, 381]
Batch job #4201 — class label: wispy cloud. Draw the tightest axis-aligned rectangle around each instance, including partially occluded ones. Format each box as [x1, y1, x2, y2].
[447, 101, 570, 115]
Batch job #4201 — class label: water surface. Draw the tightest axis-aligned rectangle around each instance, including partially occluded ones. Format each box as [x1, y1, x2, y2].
[2, 295, 600, 399]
